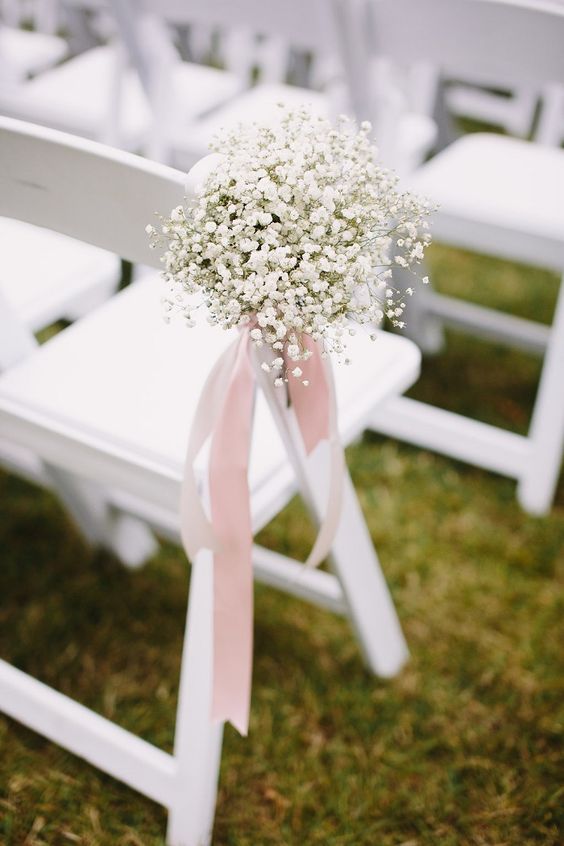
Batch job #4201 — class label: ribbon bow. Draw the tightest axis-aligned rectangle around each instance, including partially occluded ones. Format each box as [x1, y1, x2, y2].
[180, 330, 344, 735]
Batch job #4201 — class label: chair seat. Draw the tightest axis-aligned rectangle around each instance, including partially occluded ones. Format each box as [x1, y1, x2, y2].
[0, 218, 120, 330]
[0, 26, 68, 83]
[410, 133, 564, 268]
[0, 45, 244, 149]
[0, 276, 420, 521]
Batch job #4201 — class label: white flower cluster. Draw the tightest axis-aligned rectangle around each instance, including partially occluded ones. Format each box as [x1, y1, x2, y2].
[148, 108, 433, 380]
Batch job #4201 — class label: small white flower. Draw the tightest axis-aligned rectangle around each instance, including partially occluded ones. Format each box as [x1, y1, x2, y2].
[292, 366, 303, 378]
[287, 343, 300, 359]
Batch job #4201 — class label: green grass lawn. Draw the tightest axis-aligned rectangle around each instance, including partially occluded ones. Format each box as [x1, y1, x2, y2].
[0, 245, 563, 845]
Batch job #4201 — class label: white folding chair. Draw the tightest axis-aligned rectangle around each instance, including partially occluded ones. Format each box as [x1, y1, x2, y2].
[110, 0, 354, 166]
[0, 117, 421, 845]
[110, 0, 436, 173]
[361, 0, 564, 515]
[0, 0, 245, 150]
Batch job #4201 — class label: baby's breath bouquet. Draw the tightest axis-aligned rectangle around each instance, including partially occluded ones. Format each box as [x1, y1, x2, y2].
[148, 109, 435, 735]
[148, 108, 432, 383]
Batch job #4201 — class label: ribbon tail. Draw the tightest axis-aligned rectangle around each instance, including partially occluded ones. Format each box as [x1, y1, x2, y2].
[180, 338, 240, 560]
[209, 331, 255, 735]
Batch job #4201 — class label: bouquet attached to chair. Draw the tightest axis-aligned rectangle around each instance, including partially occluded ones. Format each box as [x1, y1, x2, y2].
[148, 108, 432, 735]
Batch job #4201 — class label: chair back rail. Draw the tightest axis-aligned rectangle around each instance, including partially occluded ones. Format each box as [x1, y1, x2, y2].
[0, 116, 185, 268]
[132, 0, 342, 55]
[366, 0, 564, 89]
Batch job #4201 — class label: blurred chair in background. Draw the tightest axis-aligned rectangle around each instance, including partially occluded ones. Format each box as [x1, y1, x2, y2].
[0, 0, 67, 87]
[440, 72, 564, 150]
[0, 116, 420, 846]
[110, 0, 361, 167]
[443, 36, 564, 149]
[445, 81, 538, 138]
[1, 0, 438, 173]
[362, 0, 564, 515]
[110, 0, 436, 174]
[0, 0, 245, 149]
[446, 81, 564, 148]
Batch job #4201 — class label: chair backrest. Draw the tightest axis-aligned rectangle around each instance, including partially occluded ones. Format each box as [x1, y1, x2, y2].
[365, 0, 564, 90]
[0, 116, 184, 266]
[110, 0, 362, 104]
[132, 0, 343, 56]
[0, 116, 186, 365]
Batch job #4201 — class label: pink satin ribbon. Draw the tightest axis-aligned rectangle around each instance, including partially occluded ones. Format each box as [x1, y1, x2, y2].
[180, 329, 344, 735]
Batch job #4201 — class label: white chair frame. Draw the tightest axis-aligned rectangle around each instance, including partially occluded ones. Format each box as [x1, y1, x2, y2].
[536, 84, 564, 147]
[0, 117, 420, 844]
[445, 82, 538, 138]
[363, 0, 564, 514]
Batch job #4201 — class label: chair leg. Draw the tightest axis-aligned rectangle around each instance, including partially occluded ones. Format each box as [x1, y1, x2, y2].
[518, 275, 564, 515]
[306, 448, 409, 677]
[167, 551, 224, 846]
[255, 365, 409, 678]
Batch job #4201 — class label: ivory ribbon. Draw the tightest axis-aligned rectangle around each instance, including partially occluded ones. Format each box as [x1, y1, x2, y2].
[180, 329, 344, 735]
